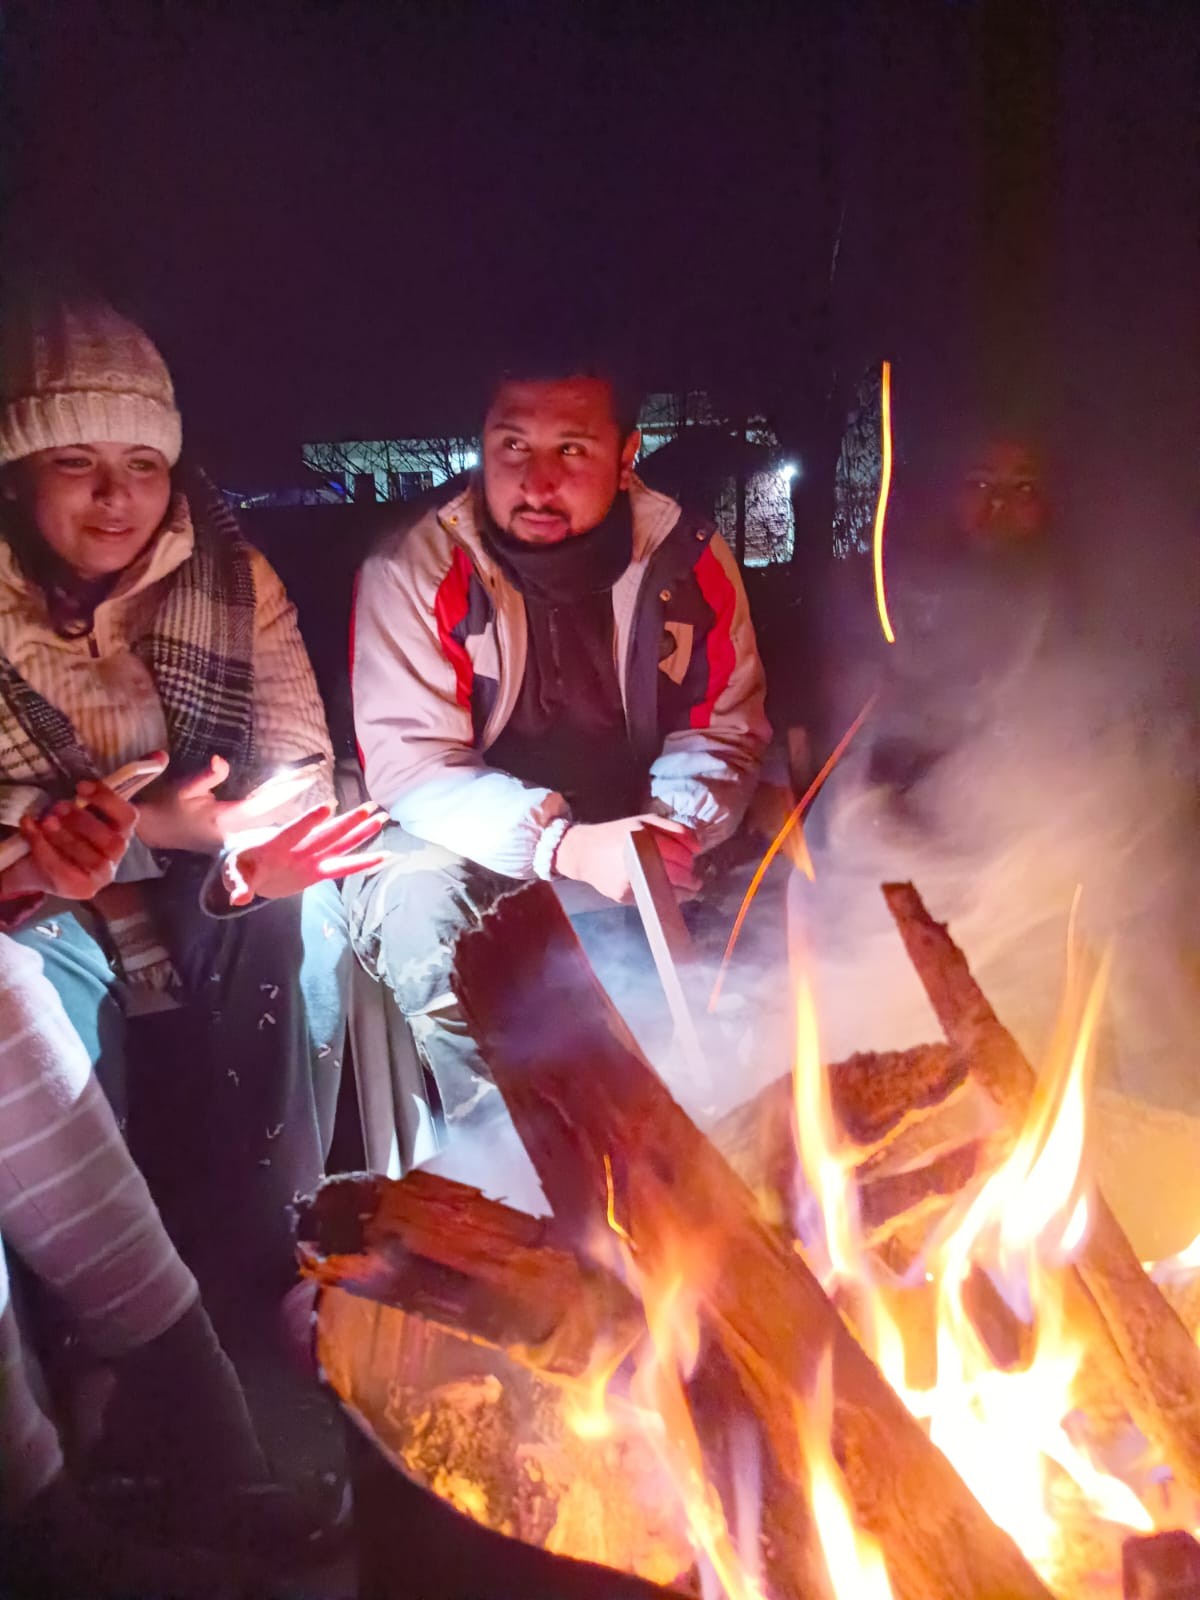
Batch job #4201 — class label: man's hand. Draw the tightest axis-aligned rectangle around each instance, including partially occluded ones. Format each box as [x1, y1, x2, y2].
[555, 815, 700, 904]
[222, 801, 388, 907]
[136, 755, 322, 855]
[2, 781, 137, 901]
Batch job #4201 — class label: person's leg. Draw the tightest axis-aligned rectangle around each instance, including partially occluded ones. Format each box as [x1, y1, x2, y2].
[0, 1238, 62, 1520]
[143, 873, 353, 1296]
[297, 875, 357, 1159]
[1, 1237, 227, 1598]
[342, 826, 518, 1133]
[0, 936, 269, 1496]
[7, 906, 130, 1124]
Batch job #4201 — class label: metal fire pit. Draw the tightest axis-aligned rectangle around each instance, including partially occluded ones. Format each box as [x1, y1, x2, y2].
[318, 1286, 695, 1600]
[348, 1427, 686, 1600]
[347, 1433, 684, 1600]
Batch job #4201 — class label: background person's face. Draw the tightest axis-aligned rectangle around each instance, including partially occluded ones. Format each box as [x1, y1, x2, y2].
[482, 377, 639, 544]
[952, 439, 1047, 550]
[9, 442, 172, 580]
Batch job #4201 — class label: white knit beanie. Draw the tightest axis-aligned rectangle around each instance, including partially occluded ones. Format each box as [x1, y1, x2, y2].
[0, 300, 182, 468]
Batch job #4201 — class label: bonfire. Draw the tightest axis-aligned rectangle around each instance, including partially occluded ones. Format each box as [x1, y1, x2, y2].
[299, 879, 1200, 1600]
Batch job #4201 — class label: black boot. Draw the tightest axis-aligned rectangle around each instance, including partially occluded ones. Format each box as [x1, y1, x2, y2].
[2, 1473, 238, 1599]
[90, 1296, 269, 1492]
[88, 1297, 349, 1569]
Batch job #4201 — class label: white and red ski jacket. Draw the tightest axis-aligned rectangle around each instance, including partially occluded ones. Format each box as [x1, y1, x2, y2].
[350, 475, 769, 880]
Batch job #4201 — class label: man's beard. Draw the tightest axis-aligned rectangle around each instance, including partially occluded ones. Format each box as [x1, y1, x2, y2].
[506, 504, 573, 541]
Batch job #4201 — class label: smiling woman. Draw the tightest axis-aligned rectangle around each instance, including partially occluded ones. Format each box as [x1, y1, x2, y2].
[0, 291, 384, 1582]
[0, 293, 383, 1306]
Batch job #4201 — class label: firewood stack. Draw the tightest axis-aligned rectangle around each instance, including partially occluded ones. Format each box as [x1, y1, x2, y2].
[299, 881, 1200, 1600]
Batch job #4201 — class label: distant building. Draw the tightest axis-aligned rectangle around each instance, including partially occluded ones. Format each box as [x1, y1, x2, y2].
[301, 437, 479, 505]
[233, 391, 795, 566]
[637, 392, 796, 567]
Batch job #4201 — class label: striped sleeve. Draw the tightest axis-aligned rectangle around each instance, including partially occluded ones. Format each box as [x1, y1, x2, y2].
[0, 1237, 64, 1513]
[0, 937, 197, 1359]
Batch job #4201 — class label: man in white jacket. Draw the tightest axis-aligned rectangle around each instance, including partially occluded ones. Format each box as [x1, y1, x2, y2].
[345, 357, 769, 1128]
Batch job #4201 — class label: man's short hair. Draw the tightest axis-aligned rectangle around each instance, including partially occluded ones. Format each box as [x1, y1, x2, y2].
[480, 330, 643, 439]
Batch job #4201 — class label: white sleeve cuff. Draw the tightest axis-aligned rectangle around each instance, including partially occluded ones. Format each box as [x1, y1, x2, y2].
[533, 816, 572, 880]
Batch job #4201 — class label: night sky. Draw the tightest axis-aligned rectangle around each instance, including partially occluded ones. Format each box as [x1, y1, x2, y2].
[3, 0, 1196, 563]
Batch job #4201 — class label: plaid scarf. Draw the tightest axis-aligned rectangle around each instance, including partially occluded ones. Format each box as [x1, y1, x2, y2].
[0, 465, 258, 799]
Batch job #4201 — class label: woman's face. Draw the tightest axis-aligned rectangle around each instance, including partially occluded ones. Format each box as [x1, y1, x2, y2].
[7, 441, 172, 580]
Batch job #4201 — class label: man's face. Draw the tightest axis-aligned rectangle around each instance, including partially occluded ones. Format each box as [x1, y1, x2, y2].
[482, 377, 640, 544]
[952, 439, 1047, 551]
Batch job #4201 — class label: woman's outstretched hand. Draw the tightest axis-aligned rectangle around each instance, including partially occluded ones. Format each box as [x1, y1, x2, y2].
[221, 801, 388, 907]
[136, 755, 325, 855]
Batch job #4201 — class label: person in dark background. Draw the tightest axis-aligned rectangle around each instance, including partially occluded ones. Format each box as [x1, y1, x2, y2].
[814, 415, 1078, 813]
[946, 434, 1049, 551]
[866, 423, 1076, 797]
[799, 405, 1198, 1118]
[345, 352, 769, 1134]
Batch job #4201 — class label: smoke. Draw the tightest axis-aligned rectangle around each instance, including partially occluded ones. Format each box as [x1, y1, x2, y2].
[424, 600, 1197, 1235]
[419, 873, 799, 1217]
[797, 627, 1199, 1116]
[571, 888, 798, 1128]
[422, 1117, 551, 1217]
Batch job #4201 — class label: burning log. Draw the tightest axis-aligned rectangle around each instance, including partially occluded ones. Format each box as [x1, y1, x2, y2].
[882, 881, 1200, 1502]
[453, 882, 1054, 1600]
[1122, 1530, 1200, 1599]
[712, 1044, 997, 1247]
[713, 1041, 967, 1166]
[295, 1170, 642, 1379]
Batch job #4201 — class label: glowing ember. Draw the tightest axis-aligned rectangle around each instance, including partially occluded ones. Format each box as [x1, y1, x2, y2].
[872, 358, 896, 646]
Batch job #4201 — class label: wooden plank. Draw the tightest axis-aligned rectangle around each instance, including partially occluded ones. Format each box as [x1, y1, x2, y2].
[624, 827, 710, 1093]
[883, 880, 1200, 1500]
[453, 882, 1053, 1600]
[295, 1170, 642, 1379]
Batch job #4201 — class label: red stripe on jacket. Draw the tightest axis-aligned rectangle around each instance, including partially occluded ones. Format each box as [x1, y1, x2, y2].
[432, 546, 475, 710]
[690, 544, 737, 730]
[348, 569, 367, 770]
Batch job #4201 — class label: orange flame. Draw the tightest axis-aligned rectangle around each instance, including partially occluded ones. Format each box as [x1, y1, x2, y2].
[790, 968, 858, 1291]
[708, 695, 876, 1011]
[632, 1268, 767, 1600]
[563, 1334, 630, 1441]
[872, 359, 896, 645]
[801, 1347, 895, 1600]
[575, 887, 1184, 1597]
[780, 916, 1157, 1588]
[916, 945, 1155, 1576]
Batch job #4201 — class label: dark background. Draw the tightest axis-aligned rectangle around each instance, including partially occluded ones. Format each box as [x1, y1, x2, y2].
[2, 0, 1195, 639]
